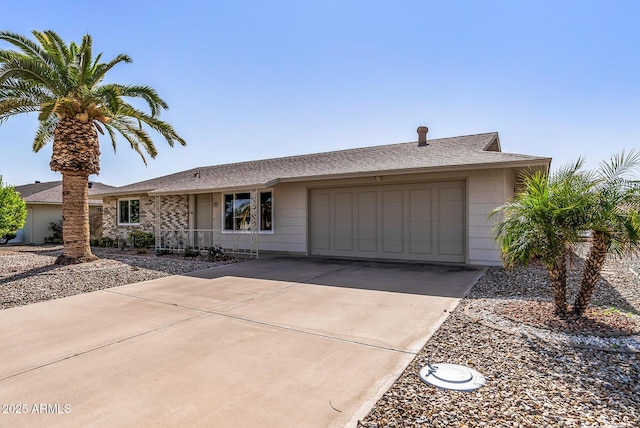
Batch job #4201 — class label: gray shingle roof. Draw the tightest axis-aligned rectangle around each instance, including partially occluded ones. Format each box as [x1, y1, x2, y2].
[15, 181, 114, 205]
[94, 132, 551, 197]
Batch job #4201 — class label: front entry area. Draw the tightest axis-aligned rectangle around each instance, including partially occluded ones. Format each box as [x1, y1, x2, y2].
[309, 181, 466, 263]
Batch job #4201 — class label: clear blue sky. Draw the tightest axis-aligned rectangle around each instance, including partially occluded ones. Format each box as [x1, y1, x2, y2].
[1, 1, 638, 187]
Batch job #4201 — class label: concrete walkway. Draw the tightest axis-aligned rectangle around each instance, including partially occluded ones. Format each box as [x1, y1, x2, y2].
[0, 257, 485, 427]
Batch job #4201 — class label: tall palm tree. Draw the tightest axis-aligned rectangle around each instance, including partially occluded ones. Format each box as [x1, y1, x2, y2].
[0, 30, 185, 264]
[492, 161, 594, 316]
[572, 150, 640, 316]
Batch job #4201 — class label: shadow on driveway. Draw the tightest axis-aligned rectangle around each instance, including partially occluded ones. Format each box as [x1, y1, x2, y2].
[187, 256, 487, 298]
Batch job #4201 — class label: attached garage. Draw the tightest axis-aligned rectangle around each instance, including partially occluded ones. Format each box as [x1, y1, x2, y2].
[309, 180, 465, 263]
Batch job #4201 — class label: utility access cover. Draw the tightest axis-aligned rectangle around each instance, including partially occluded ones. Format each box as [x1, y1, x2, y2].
[419, 363, 486, 391]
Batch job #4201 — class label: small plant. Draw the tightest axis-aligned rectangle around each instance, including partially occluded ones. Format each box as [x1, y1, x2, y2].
[0, 232, 16, 245]
[101, 236, 116, 248]
[602, 307, 635, 318]
[183, 246, 200, 257]
[91, 236, 116, 248]
[156, 249, 173, 256]
[207, 245, 227, 261]
[118, 237, 128, 250]
[128, 231, 155, 249]
[47, 220, 63, 244]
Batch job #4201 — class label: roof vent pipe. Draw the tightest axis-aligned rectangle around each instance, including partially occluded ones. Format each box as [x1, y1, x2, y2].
[417, 126, 429, 147]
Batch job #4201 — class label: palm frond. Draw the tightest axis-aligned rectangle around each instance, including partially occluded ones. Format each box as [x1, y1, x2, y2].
[32, 115, 57, 151]
[0, 56, 63, 93]
[89, 54, 132, 87]
[104, 119, 152, 165]
[76, 34, 94, 88]
[110, 84, 168, 116]
[598, 149, 640, 183]
[33, 30, 71, 88]
[0, 31, 49, 63]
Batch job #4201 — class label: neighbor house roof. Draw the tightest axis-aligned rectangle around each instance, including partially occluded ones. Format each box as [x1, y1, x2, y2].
[15, 181, 115, 205]
[93, 132, 551, 197]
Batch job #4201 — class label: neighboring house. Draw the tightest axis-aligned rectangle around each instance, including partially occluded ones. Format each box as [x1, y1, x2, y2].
[92, 128, 551, 265]
[11, 181, 114, 244]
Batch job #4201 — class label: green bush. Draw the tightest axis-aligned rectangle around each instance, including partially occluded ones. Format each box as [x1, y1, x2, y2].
[48, 220, 63, 244]
[206, 245, 228, 261]
[96, 236, 115, 248]
[0, 177, 27, 238]
[128, 231, 155, 249]
[183, 246, 200, 257]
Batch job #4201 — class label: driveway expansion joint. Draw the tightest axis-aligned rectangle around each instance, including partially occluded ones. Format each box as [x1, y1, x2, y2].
[0, 312, 208, 383]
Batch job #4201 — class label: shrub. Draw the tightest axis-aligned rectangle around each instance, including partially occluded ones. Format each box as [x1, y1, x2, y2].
[48, 220, 63, 244]
[207, 245, 226, 261]
[183, 246, 200, 257]
[128, 231, 155, 249]
[96, 236, 115, 248]
[0, 176, 27, 238]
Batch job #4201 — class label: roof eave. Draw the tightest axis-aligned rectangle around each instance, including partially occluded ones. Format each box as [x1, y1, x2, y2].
[91, 158, 552, 198]
[272, 158, 552, 185]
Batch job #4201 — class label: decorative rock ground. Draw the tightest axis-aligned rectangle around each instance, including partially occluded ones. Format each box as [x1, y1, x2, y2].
[359, 257, 639, 427]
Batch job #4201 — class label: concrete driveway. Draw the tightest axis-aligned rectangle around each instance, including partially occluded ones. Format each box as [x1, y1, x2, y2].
[0, 257, 485, 427]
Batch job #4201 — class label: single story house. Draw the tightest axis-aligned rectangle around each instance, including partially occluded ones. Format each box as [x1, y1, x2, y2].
[11, 180, 113, 244]
[92, 128, 551, 265]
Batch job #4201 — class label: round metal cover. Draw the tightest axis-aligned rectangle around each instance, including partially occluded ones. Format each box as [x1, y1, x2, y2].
[419, 363, 486, 391]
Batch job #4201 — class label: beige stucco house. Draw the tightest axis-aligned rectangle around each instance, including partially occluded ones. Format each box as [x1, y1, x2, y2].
[92, 128, 551, 265]
[11, 181, 113, 244]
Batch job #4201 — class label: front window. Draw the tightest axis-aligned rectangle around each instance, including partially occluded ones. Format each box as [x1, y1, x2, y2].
[224, 191, 273, 231]
[118, 199, 140, 225]
[260, 191, 272, 231]
[225, 193, 251, 231]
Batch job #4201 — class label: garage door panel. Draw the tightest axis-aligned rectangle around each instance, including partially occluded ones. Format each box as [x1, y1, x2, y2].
[382, 190, 404, 253]
[334, 193, 353, 251]
[409, 189, 432, 254]
[310, 193, 331, 251]
[438, 223, 464, 255]
[310, 181, 465, 262]
[357, 192, 378, 252]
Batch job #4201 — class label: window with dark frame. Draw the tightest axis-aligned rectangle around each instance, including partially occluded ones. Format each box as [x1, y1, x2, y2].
[260, 191, 272, 231]
[223, 191, 273, 231]
[118, 199, 140, 224]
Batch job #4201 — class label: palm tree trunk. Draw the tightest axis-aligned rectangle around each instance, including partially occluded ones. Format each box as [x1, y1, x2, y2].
[572, 232, 608, 317]
[547, 252, 568, 317]
[55, 172, 97, 264]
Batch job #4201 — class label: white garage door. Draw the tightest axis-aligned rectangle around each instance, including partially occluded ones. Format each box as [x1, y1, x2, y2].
[309, 181, 465, 262]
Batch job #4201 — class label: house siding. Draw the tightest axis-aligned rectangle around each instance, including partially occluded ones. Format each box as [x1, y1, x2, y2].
[466, 168, 514, 265]
[22, 204, 62, 244]
[98, 166, 520, 265]
[214, 183, 309, 254]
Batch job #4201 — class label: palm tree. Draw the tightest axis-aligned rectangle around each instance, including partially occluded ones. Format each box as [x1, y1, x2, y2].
[0, 30, 185, 264]
[492, 161, 594, 316]
[572, 150, 640, 317]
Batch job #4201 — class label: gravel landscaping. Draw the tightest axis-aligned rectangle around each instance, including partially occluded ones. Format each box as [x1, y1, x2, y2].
[1, 245, 638, 426]
[0, 245, 235, 309]
[359, 256, 639, 428]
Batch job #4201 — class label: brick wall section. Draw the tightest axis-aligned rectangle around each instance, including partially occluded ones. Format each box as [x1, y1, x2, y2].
[101, 194, 189, 238]
[159, 195, 189, 229]
[102, 197, 117, 237]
